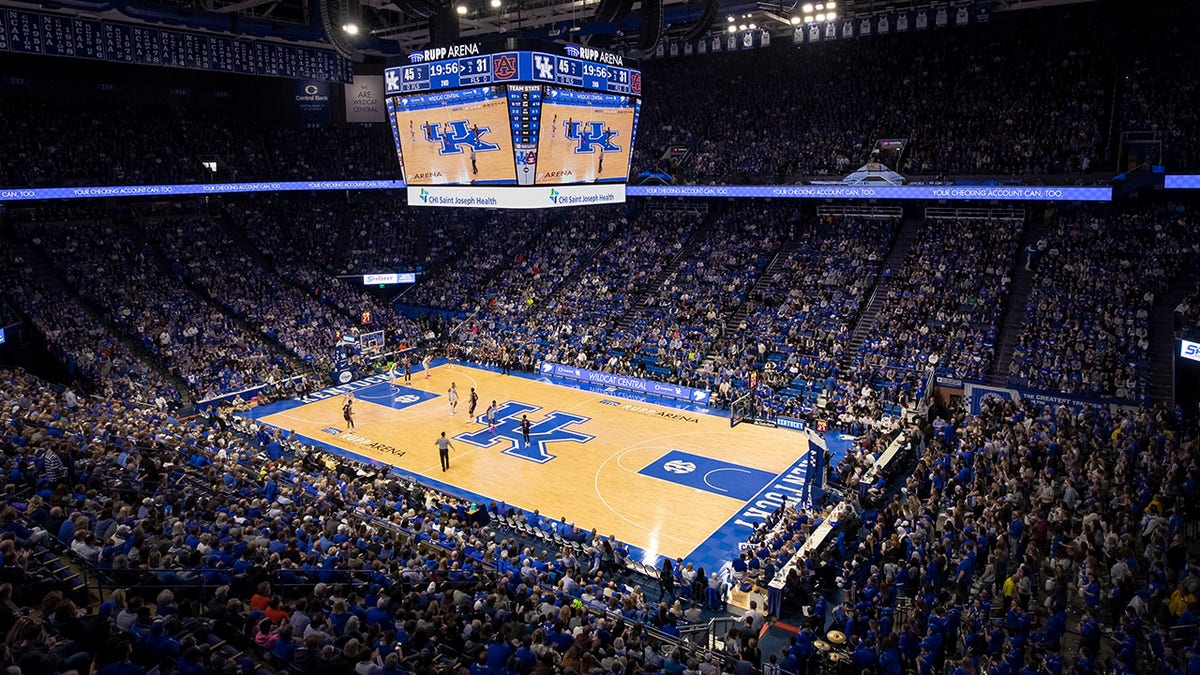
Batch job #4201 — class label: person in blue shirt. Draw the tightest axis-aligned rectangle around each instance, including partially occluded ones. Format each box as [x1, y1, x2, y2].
[851, 638, 878, 671]
[514, 636, 537, 672]
[485, 634, 513, 671]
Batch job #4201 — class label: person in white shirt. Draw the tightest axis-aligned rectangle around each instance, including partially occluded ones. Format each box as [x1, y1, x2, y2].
[742, 600, 766, 633]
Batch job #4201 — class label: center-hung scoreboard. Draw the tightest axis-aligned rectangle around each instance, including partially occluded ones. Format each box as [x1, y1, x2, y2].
[384, 41, 641, 201]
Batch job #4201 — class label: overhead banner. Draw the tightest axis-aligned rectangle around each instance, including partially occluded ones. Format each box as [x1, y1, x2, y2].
[345, 75, 386, 123]
[1165, 174, 1200, 189]
[294, 80, 332, 123]
[540, 362, 711, 404]
[0, 180, 404, 202]
[1, 181, 1112, 203]
[628, 184, 1113, 201]
[407, 184, 625, 209]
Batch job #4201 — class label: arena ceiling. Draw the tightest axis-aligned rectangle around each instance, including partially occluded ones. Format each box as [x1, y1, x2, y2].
[0, 0, 1099, 56]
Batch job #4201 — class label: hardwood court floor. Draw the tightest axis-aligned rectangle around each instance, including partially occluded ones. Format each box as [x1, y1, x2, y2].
[393, 95, 516, 185]
[257, 365, 808, 563]
[534, 103, 634, 184]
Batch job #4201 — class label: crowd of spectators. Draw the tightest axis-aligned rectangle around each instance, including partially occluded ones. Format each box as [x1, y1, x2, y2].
[706, 215, 896, 417]
[609, 204, 785, 387]
[260, 125, 400, 182]
[1117, 18, 1200, 173]
[641, 17, 1108, 183]
[495, 207, 702, 374]
[774, 399, 1199, 675]
[0, 240, 178, 405]
[1175, 285, 1200, 340]
[19, 221, 295, 400]
[405, 212, 553, 312]
[854, 216, 1018, 398]
[0, 365, 758, 674]
[139, 215, 369, 369]
[1010, 204, 1200, 399]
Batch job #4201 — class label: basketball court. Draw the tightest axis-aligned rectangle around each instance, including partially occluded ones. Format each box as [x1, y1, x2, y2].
[245, 363, 825, 573]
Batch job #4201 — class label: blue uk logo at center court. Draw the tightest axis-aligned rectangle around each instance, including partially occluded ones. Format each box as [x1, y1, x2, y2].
[455, 401, 592, 464]
[638, 451, 775, 501]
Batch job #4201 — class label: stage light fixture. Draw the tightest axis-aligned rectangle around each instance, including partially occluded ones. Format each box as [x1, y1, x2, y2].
[456, 4, 467, 14]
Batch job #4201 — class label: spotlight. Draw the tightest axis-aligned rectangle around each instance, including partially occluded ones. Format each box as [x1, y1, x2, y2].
[727, 15, 735, 22]
[815, 3, 823, 10]
[738, 23, 746, 30]
[748, 23, 756, 29]
[814, 13, 824, 22]
[727, 25, 736, 32]
[826, 11, 835, 20]
[490, 0, 500, 7]
[341, 22, 359, 34]
[456, 4, 467, 14]
[790, 15, 800, 24]
[801, 3, 813, 11]
[826, 1, 835, 7]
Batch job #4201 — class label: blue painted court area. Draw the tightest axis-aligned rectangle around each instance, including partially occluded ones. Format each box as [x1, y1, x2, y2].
[350, 382, 440, 410]
[638, 451, 776, 501]
[683, 446, 818, 574]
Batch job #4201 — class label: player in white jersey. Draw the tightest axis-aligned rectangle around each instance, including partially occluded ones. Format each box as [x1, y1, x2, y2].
[485, 400, 497, 432]
[422, 353, 433, 380]
[448, 382, 459, 415]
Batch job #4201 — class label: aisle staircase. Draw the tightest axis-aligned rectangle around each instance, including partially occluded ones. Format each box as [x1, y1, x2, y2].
[613, 204, 717, 332]
[989, 217, 1045, 383]
[1148, 271, 1198, 402]
[838, 217, 923, 370]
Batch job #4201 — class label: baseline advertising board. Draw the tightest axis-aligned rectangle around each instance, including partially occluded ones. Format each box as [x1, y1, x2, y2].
[540, 361, 710, 404]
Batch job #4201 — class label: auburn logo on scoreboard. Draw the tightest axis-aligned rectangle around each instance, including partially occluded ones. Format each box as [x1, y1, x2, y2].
[422, 120, 502, 155]
[564, 121, 621, 154]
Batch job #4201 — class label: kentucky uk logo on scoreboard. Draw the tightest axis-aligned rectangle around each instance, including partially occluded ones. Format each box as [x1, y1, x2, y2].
[423, 120, 501, 155]
[564, 121, 621, 154]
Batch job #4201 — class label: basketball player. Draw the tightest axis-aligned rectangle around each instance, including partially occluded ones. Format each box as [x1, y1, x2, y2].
[387, 362, 399, 394]
[403, 356, 412, 385]
[486, 400, 498, 433]
[470, 147, 478, 176]
[422, 353, 433, 380]
[435, 431, 454, 472]
[448, 382, 459, 415]
[550, 114, 558, 139]
[446, 343, 455, 369]
[597, 126, 613, 176]
[520, 414, 531, 448]
[409, 120, 416, 143]
[343, 393, 355, 430]
[468, 387, 479, 418]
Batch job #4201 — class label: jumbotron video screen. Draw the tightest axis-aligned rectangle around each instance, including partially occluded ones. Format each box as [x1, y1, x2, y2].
[392, 87, 519, 186]
[385, 45, 641, 188]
